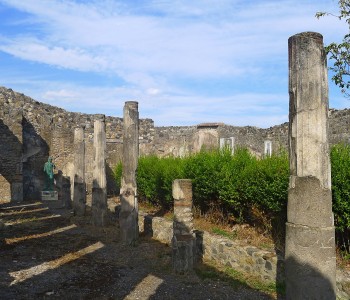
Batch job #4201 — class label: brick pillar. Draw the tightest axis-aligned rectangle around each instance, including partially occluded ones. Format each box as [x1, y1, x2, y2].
[73, 127, 86, 216]
[172, 179, 195, 274]
[92, 116, 107, 226]
[119, 101, 139, 245]
[285, 32, 336, 299]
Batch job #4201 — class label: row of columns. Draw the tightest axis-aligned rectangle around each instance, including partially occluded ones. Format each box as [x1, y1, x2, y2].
[67, 31, 336, 298]
[71, 102, 139, 242]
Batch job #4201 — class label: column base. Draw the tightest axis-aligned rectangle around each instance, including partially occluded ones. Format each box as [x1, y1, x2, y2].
[285, 222, 336, 300]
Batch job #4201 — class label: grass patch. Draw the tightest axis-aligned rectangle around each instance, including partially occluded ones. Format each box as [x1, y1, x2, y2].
[195, 260, 285, 298]
[211, 227, 237, 240]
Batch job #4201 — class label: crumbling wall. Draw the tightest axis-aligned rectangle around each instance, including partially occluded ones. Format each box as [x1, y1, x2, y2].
[0, 87, 154, 201]
[329, 108, 350, 145]
[154, 126, 196, 157]
[0, 86, 349, 201]
[154, 123, 289, 158]
[0, 89, 23, 202]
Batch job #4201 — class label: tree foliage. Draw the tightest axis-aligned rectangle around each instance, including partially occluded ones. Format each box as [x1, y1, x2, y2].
[316, 1, 350, 97]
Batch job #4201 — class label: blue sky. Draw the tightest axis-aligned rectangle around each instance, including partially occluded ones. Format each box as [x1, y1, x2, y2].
[0, 0, 348, 127]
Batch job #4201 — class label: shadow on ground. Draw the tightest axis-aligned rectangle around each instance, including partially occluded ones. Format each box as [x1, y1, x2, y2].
[0, 201, 276, 300]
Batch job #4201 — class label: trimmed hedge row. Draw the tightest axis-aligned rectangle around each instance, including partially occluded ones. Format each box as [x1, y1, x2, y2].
[115, 148, 289, 221]
[115, 144, 350, 239]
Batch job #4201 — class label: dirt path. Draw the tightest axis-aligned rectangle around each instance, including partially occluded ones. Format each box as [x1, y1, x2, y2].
[0, 201, 275, 300]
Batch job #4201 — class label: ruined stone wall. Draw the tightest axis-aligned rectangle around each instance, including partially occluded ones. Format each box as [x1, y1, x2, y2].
[154, 122, 289, 158]
[0, 87, 154, 201]
[329, 108, 350, 145]
[138, 211, 350, 298]
[154, 126, 197, 157]
[1, 86, 349, 201]
[154, 112, 346, 158]
[0, 89, 23, 202]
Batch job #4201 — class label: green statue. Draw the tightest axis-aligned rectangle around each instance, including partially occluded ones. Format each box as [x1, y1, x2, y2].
[43, 157, 56, 191]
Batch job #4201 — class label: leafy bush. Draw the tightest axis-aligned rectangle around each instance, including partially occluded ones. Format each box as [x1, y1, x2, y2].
[113, 144, 350, 249]
[215, 148, 256, 218]
[115, 155, 185, 209]
[114, 163, 122, 193]
[240, 151, 289, 214]
[183, 149, 227, 210]
[114, 147, 289, 223]
[156, 156, 185, 208]
[330, 143, 350, 251]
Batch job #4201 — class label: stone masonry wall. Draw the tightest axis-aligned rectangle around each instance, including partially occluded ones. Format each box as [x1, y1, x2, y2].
[154, 110, 348, 158]
[0, 90, 23, 202]
[0, 87, 154, 202]
[1, 86, 350, 202]
[154, 122, 290, 158]
[138, 212, 350, 299]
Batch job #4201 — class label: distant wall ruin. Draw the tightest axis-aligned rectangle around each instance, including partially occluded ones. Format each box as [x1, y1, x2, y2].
[1, 86, 349, 202]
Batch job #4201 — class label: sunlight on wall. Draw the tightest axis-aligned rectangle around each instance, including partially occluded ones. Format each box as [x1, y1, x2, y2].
[5, 224, 77, 245]
[9, 241, 105, 285]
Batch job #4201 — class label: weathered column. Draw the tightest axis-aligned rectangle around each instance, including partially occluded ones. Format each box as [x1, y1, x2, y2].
[119, 101, 139, 245]
[172, 179, 195, 274]
[73, 127, 86, 216]
[92, 116, 107, 226]
[62, 175, 71, 208]
[286, 32, 336, 299]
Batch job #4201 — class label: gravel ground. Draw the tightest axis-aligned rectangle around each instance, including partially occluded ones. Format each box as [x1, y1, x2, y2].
[0, 201, 276, 300]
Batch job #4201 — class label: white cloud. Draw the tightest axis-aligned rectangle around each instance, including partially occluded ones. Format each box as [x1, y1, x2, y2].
[146, 88, 161, 96]
[1, 0, 344, 78]
[0, 0, 348, 127]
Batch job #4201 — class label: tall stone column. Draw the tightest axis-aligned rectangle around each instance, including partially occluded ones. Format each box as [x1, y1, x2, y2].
[92, 116, 107, 226]
[286, 32, 336, 299]
[73, 127, 86, 216]
[172, 179, 195, 274]
[119, 101, 139, 245]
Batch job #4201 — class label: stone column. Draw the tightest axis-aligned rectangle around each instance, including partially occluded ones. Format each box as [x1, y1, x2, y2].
[73, 127, 86, 216]
[119, 101, 139, 245]
[286, 32, 336, 299]
[92, 116, 107, 226]
[172, 179, 195, 274]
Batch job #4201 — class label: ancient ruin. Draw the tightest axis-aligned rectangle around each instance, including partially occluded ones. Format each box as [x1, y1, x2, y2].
[172, 179, 195, 274]
[119, 101, 139, 245]
[0, 86, 350, 203]
[73, 127, 86, 216]
[0, 43, 349, 295]
[91, 115, 107, 226]
[285, 32, 336, 299]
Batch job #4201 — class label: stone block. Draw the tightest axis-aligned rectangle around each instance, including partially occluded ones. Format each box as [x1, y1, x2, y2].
[41, 191, 58, 201]
[172, 234, 195, 274]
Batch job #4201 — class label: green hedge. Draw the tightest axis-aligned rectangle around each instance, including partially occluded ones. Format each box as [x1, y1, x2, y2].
[114, 144, 350, 242]
[114, 148, 289, 221]
[115, 155, 184, 209]
[331, 144, 350, 234]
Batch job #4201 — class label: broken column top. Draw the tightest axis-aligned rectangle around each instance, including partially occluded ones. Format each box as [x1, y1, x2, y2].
[125, 101, 138, 107]
[289, 31, 323, 42]
[173, 179, 192, 204]
[94, 114, 105, 122]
